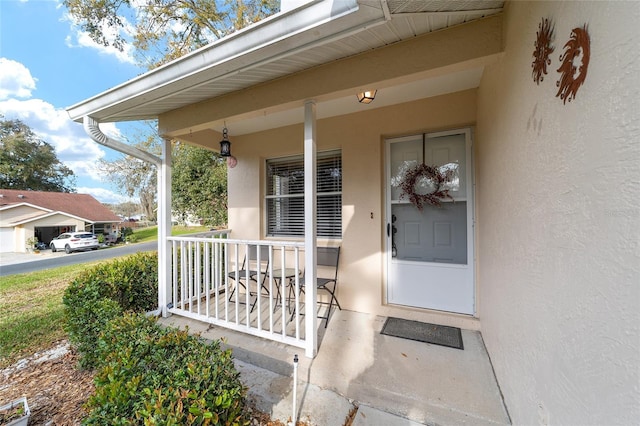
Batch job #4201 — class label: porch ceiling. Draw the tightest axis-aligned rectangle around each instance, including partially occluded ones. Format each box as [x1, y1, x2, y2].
[66, 0, 504, 136]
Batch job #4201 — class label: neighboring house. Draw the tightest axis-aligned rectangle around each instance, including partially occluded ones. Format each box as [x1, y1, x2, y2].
[171, 212, 202, 227]
[0, 189, 121, 252]
[66, 1, 639, 424]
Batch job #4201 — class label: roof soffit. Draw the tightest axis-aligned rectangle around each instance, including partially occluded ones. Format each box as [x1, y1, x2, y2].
[66, 0, 377, 122]
[66, 0, 504, 126]
[159, 13, 503, 139]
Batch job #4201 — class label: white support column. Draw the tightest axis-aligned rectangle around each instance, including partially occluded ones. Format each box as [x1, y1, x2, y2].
[304, 100, 318, 358]
[158, 137, 172, 317]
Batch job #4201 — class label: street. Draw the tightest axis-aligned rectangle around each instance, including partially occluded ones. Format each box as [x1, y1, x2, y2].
[0, 242, 158, 276]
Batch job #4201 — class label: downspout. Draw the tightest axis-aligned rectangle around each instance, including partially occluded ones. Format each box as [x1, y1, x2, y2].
[83, 116, 171, 317]
[83, 116, 161, 166]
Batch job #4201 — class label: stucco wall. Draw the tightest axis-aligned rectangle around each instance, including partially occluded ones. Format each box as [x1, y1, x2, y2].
[476, 1, 640, 424]
[228, 89, 476, 316]
[0, 205, 46, 226]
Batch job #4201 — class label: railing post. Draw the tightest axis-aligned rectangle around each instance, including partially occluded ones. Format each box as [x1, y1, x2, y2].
[304, 100, 318, 358]
[158, 137, 172, 317]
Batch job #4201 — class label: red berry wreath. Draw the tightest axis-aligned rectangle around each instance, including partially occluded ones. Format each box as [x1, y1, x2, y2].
[398, 163, 455, 210]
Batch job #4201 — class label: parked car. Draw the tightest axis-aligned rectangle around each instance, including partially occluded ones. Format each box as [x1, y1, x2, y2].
[50, 232, 100, 254]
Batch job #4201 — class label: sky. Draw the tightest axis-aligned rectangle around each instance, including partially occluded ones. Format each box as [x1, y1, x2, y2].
[0, 0, 146, 204]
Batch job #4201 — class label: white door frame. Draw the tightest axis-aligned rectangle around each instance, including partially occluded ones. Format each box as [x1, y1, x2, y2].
[384, 127, 476, 315]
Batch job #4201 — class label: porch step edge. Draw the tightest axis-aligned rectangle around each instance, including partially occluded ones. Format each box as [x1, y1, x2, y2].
[157, 315, 301, 378]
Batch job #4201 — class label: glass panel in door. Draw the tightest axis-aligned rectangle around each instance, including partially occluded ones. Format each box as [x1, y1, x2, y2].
[386, 130, 474, 314]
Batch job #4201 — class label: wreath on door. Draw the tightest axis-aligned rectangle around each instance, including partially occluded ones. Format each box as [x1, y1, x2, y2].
[398, 163, 455, 210]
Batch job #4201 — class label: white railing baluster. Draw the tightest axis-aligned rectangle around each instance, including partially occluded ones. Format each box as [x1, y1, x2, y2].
[267, 246, 274, 333]
[244, 243, 251, 327]
[168, 232, 306, 352]
[256, 244, 262, 331]
[188, 241, 193, 313]
[204, 241, 210, 318]
[180, 240, 186, 310]
[234, 243, 239, 325]
[213, 239, 219, 319]
[279, 247, 287, 337]
[172, 240, 178, 308]
[294, 247, 301, 340]
[224, 240, 229, 321]
[196, 241, 201, 315]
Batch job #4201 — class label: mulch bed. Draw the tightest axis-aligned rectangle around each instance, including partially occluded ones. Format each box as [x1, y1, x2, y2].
[0, 342, 94, 425]
[0, 341, 307, 425]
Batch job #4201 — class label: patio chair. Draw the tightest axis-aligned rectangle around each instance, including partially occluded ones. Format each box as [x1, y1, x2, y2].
[293, 246, 341, 328]
[228, 244, 270, 312]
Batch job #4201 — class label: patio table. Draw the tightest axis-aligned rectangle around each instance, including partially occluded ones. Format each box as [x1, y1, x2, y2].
[270, 268, 300, 313]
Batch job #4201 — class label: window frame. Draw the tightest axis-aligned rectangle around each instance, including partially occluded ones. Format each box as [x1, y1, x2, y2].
[265, 150, 342, 239]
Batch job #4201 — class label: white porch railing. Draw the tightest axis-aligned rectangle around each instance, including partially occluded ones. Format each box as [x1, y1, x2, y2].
[167, 230, 310, 352]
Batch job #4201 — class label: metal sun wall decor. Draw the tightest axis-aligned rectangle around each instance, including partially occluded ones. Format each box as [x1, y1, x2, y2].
[532, 18, 555, 85]
[556, 25, 590, 104]
[532, 18, 591, 105]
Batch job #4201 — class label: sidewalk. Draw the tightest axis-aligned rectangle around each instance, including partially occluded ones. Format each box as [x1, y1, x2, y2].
[0, 249, 65, 266]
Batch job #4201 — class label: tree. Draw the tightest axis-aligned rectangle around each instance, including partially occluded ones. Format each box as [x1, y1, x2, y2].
[172, 143, 227, 227]
[98, 133, 159, 221]
[0, 117, 76, 192]
[64, 0, 261, 225]
[64, 0, 279, 69]
[104, 201, 141, 219]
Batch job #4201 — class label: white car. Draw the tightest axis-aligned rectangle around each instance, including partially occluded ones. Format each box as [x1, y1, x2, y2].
[50, 232, 100, 254]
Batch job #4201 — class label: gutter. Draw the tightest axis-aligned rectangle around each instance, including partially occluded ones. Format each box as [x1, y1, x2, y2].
[67, 0, 390, 123]
[83, 116, 162, 166]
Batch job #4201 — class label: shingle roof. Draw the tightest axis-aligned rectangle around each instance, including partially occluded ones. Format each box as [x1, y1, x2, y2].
[0, 189, 121, 223]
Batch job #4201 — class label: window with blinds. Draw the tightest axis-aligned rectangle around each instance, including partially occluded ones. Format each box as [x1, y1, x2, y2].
[266, 150, 342, 238]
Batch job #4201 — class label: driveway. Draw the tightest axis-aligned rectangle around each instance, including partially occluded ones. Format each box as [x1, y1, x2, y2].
[0, 242, 158, 276]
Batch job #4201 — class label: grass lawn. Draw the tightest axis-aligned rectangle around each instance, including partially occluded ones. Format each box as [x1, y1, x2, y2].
[0, 225, 212, 368]
[131, 225, 211, 243]
[0, 263, 99, 368]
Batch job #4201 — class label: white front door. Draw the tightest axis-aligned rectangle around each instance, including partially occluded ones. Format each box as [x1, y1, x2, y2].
[385, 129, 474, 315]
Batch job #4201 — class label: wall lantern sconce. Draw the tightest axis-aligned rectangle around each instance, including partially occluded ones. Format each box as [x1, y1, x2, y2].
[219, 127, 231, 157]
[356, 90, 377, 104]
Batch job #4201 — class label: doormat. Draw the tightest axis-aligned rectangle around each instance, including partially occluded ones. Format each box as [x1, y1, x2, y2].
[381, 317, 464, 350]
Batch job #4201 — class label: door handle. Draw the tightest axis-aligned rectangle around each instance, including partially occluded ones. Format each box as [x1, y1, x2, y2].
[387, 223, 390, 237]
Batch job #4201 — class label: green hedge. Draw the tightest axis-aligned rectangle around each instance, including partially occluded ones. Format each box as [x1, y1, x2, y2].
[64, 252, 248, 424]
[85, 313, 247, 425]
[63, 252, 158, 368]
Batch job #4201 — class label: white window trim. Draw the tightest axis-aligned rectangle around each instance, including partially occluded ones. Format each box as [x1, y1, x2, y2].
[265, 150, 342, 239]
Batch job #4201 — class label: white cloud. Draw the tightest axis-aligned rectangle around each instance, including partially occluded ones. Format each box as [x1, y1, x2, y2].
[62, 10, 137, 65]
[0, 58, 148, 204]
[0, 97, 106, 173]
[0, 61, 128, 191]
[0, 58, 38, 100]
[65, 30, 137, 65]
[76, 186, 137, 204]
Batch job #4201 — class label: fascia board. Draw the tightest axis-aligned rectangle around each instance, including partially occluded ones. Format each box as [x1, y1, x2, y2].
[66, 0, 386, 123]
[0, 202, 53, 213]
[9, 210, 94, 227]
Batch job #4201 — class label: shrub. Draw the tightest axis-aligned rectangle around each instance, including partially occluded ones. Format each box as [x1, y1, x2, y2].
[85, 313, 248, 425]
[97, 233, 105, 244]
[63, 252, 158, 368]
[121, 227, 134, 242]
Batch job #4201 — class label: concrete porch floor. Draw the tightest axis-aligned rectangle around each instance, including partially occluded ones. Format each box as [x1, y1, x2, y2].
[158, 309, 511, 425]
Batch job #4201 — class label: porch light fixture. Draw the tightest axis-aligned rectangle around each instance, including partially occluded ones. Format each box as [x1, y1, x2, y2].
[219, 127, 231, 157]
[356, 90, 377, 104]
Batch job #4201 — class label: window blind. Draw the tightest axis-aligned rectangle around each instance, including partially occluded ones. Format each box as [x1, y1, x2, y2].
[266, 151, 341, 238]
